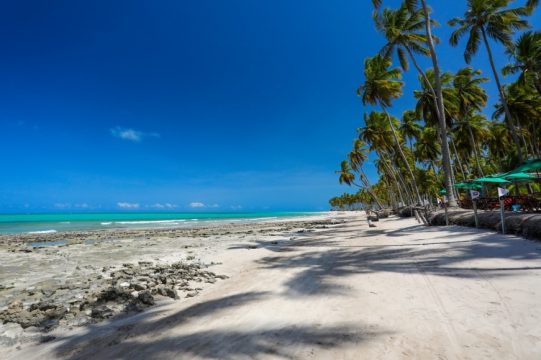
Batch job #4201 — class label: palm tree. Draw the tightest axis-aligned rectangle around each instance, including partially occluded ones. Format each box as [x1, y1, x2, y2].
[493, 82, 541, 157]
[503, 31, 541, 95]
[357, 55, 423, 204]
[448, 0, 537, 162]
[486, 121, 516, 171]
[373, 0, 457, 206]
[348, 139, 384, 208]
[360, 112, 410, 204]
[414, 126, 441, 170]
[414, 70, 458, 128]
[452, 67, 489, 176]
[417, 0, 457, 207]
[453, 67, 488, 117]
[361, 111, 415, 205]
[336, 160, 357, 187]
[452, 113, 490, 177]
[373, 4, 430, 74]
[400, 110, 422, 151]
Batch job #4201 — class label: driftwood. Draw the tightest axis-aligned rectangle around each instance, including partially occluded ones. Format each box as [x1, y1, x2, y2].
[429, 208, 541, 241]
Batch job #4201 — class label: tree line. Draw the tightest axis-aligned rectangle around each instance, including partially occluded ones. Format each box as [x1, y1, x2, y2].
[332, 0, 540, 211]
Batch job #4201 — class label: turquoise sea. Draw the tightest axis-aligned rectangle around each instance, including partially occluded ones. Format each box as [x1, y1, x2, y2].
[0, 212, 321, 234]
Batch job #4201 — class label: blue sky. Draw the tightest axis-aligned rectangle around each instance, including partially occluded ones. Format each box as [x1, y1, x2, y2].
[0, 1, 538, 212]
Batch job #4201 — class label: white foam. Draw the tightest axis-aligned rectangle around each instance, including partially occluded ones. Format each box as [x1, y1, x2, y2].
[28, 230, 58, 234]
[115, 220, 186, 225]
[101, 222, 112, 225]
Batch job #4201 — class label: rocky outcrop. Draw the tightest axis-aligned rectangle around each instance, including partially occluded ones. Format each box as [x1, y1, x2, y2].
[0, 261, 227, 331]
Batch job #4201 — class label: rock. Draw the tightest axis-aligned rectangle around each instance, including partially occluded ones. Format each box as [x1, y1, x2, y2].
[133, 283, 146, 291]
[163, 287, 178, 300]
[118, 282, 130, 288]
[91, 305, 113, 319]
[137, 291, 154, 305]
[130, 291, 139, 299]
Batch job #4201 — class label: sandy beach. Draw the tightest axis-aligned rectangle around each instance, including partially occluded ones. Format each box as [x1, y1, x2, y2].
[1, 212, 541, 359]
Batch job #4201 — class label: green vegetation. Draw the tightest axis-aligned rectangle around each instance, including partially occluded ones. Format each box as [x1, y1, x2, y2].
[331, 0, 540, 211]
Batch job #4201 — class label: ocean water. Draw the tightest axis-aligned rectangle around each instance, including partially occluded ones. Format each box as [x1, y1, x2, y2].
[0, 212, 321, 234]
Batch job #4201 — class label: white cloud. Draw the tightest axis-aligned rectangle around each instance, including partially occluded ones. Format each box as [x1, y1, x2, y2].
[150, 203, 178, 209]
[110, 127, 160, 142]
[189, 202, 205, 208]
[75, 203, 89, 209]
[230, 205, 243, 210]
[117, 202, 140, 209]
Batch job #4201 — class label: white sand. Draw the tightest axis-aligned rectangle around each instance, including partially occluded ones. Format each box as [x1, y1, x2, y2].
[5, 214, 541, 359]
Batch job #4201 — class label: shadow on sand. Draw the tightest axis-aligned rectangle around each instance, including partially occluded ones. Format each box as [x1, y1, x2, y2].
[247, 220, 541, 296]
[50, 218, 540, 359]
[53, 291, 386, 360]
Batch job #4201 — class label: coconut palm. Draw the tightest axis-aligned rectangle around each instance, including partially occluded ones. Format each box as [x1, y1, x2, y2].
[348, 139, 384, 208]
[336, 160, 357, 187]
[400, 110, 422, 151]
[414, 126, 441, 170]
[453, 67, 488, 117]
[486, 121, 517, 171]
[372, 0, 457, 206]
[414, 70, 458, 128]
[360, 112, 414, 204]
[373, 4, 431, 73]
[453, 113, 490, 177]
[448, 0, 537, 162]
[451, 67, 489, 176]
[493, 82, 541, 157]
[357, 55, 423, 204]
[503, 31, 541, 95]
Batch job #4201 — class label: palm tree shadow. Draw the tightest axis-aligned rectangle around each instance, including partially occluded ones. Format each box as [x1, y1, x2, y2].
[256, 225, 541, 296]
[53, 291, 387, 360]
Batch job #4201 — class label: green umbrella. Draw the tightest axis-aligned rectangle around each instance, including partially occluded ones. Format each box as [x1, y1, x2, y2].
[507, 158, 541, 174]
[454, 182, 483, 189]
[439, 188, 447, 195]
[504, 172, 539, 181]
[473, 176, 511, 184]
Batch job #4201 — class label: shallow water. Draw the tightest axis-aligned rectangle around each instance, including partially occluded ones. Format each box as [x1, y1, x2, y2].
[0, 212, 321, 234]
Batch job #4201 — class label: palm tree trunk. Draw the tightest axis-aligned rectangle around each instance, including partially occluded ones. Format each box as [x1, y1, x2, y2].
[420, 0, 457, 207]
[381, 105, 423, 204]
[358, 168, 384, 209]
[468, 125, 484, 177]
[480, 27, 523, 163]
[382, 149, 414, 205]
[449, 136, 467, 181]
[378, 152, 406, 206]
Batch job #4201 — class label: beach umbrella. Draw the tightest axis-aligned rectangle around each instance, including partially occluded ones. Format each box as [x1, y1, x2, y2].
[507, 158, 541, 174]
[454, 182, 483, 189]
[473, 176, 511, 184]
[504, 172, 538, 181]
